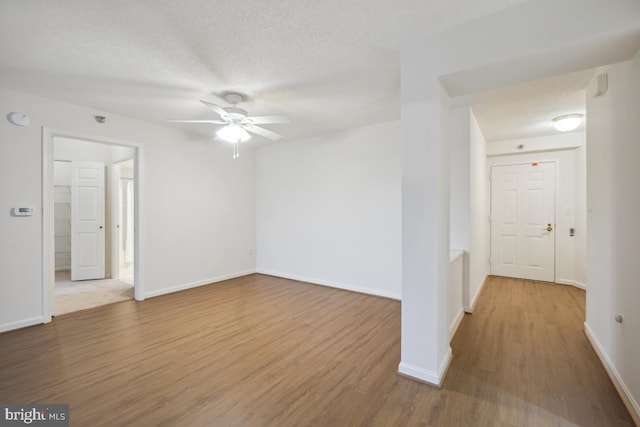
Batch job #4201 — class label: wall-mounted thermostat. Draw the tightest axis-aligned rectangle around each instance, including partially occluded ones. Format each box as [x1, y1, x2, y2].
[13, 207, 35, 216]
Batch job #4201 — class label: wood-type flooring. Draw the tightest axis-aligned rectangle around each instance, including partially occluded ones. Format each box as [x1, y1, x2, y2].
[0, 274, 633, 426]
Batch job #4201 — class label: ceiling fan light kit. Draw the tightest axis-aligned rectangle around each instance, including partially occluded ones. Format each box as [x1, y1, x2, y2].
[216, 124, 251, 143]
[168, 92, 290, 159]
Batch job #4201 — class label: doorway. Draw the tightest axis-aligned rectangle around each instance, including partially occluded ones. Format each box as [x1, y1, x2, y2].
[45, 133, 141, 317]
[490, 161, 556, 282]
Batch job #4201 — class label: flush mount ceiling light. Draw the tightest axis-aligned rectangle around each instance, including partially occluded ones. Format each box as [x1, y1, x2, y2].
[552, 114, 583, 132]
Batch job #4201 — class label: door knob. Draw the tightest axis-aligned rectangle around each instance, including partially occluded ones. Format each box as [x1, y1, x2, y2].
[545, 224, 552, 232]
[99, 226, 103, 229]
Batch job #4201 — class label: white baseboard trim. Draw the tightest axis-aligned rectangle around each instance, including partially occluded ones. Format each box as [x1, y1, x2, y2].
[144, 269, 256, 299]
[464, 274, 489, 313]
[256, 269, 401, 301]
[0, 316, 44, 333]
[556, 279, 586, 290]
[584, 322, 640, 425]
[398, 347, 453, 388]
[449, 308, 464, 341]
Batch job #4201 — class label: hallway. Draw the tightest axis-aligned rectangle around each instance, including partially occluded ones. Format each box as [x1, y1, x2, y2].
[445, 276, 632, 426]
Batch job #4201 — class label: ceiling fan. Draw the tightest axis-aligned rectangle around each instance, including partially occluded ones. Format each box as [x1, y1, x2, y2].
[168, 92, 290, 159]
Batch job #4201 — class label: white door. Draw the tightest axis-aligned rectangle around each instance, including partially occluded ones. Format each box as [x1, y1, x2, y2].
[490, 162, 555, 282]
[71, 161, 106, 281]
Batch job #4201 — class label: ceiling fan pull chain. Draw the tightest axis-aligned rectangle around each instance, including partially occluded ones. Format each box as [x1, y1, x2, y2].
[233, 140, 239, 159]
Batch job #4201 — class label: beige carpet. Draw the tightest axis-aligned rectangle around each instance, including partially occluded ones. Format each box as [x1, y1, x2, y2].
[55, 270, 134, 316]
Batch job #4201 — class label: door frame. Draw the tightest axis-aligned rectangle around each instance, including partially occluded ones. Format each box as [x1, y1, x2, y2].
[42, 128, 145, 322]
[489, 159, 559, 282]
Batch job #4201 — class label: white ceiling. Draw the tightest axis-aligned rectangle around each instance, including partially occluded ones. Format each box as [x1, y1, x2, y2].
[1, 1, 638, 146]
[0, 0, 528, 144]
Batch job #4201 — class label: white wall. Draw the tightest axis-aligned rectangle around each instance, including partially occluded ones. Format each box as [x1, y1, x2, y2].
[487, 132, 587, 288]
[574, 142, 587, 286]
[119, 159, 134, 179]
[54, 137, 134, 163]
[53, 161, 72, 270]
[0, 87, 256, 332]
[585, 54, 640, 421]
[54, 161, 71, 186]
[398, 68, 452, 385]
[256, 120, 401, 299]
[449, 108, 490, 312]
[448, 251, 464, 338]
[449, 107, 471, 323]
[449, 108, 471, 252]
[468, 111, 490, 308]
[487, 133, 584, 156]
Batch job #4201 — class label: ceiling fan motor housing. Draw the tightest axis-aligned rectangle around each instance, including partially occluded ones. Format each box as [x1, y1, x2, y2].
[224, 107, 248, 120]
[224, 92, 245, 105]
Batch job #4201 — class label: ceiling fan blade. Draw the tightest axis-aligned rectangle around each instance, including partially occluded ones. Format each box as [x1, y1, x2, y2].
[246, 114, 291, 125]
[199, 100, 230, 119]
[244, 124, 283, 140]
[167, 119, 227, 124]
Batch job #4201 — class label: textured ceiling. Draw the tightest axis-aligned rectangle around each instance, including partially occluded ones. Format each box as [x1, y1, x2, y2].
[468, 68, 596, 142]
[0, 0, 528, 144]
[2, 1, 637, 146]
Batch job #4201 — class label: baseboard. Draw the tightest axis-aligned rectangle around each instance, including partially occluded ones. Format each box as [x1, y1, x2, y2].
[144, 269, 256, 299]
[464, 273, 488, 313]
[556, 279, 586, 290]
[0, 316, 44, 333]
[398, 347, 453, 388]
[449, 308, 464, 341]
[55, 267, 70, 272]
[256, 269, 401, 301]
[584, 322, 640, 426]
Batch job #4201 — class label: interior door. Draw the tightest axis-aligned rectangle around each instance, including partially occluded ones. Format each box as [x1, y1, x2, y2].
[71, 161, 106, 281]
[490, 162, 555, 282]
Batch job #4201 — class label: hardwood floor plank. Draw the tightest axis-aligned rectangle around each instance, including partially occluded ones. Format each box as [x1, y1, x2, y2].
[0, 274, 634, 426]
